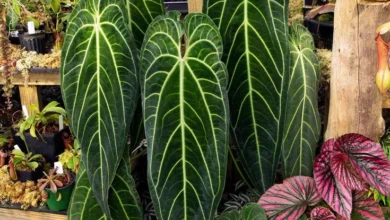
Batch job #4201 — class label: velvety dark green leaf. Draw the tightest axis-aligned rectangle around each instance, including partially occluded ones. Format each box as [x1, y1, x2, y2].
[217, 204, 266, 220]
[217, 210, 240, 220]
[204, 0, 290, 193]
[241, 203, 267, 220]
[61, 0, 139, 216]
[68, 159, 142, 220]
[129, 96, 145, 151]
[140, 12, 229, 220]
[282, 22, 321, 178]
[125, 0, 165, 48]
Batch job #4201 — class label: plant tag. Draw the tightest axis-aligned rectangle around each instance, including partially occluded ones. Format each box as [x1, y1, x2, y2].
[14, 145, 21, 151]
[10, 31, 19, 37]
[59, 115, 64, 130]
[22, 105, 29, 118]
[54, 162, 64, 174]
[27, 21, 35, 34]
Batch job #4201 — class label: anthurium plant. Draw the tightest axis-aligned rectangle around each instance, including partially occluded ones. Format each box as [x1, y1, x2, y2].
[258, 133, 390, 220]
[61, 0, 322, 218]
[14, 101, 67, 141]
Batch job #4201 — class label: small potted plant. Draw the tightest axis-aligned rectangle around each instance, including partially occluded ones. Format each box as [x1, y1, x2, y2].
[9, 149, 44, 182]
[14, 101, 68, 164]
[38, 168, 75, 211]
[4, 0, 48, 52]
[58, 139, 81, 174]
[304, 3, 335, 49]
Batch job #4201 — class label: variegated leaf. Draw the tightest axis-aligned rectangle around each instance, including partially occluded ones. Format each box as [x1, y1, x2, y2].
[334, 134, 390, 196]
[125, 0, 165, 48]
[258, 176, 322, 220]
[204, 0, 290, 193]
[68, 159, 142, 220]
[61, 0, 139, 216]
[314, 149, 352, 219]
[140, 12, 229, 220]
[282, 22, 321, 178]
[310, 207, 336, 220]
[352, 191, 384, 220]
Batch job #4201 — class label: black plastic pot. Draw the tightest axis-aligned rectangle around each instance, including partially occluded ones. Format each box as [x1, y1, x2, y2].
[13, 128, 68, 164]
[18, 32, 46, 54]
[9, 165, 43, 182]
[164, 1, 188, 13]
[304, 17, 334, 49]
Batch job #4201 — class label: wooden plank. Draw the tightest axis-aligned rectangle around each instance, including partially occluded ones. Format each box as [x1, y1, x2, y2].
[187, 0, 202, 13]
[12, 70, 60, 86]
[19, 86, 42, 115]
[0, 208, 66, 220]
[325, 0, 389, 140]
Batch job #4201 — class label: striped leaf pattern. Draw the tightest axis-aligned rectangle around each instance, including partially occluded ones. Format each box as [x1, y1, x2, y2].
[125, 0, 164, 48]
[282, 22, 321, 178]
[352, 191, 384, 220]
[68, 159, 142, 220]
[140, 12, 229, 220]
[60, 0, 139, 216]
[333, 134, 390, 197]
[310, 207, 336, 220]
[204, 0, 290, 193]
[314, 149, 352, 219]
[258, 176, 322, 220]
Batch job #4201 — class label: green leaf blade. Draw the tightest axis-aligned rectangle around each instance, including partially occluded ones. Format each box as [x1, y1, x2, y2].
[61, 0, 139, 216]
[68, 159, 142, 220]
[126, 0, 165, 48]
[204, 0, 290, 193]
[140, 12, 229, 220]
[282, 23, 321, 178]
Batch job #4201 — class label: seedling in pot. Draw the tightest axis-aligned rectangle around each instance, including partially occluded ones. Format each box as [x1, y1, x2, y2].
[14, 101, 68, 143]
[11, 149, 43, 171]
[38, 168, 72, 194]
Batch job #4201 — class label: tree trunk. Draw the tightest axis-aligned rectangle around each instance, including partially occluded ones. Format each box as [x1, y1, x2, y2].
[325, 0, 390, 141]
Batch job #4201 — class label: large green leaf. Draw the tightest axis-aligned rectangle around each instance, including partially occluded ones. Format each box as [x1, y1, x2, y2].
[282, 23, 320, 178]
[125, 0, 165, 48]
[68, 159, 142, 220]
[204, 0, 290, 193]
[140, 12, 229, 220]
[60, 0, 139, 216]
[217, 204, 267, 220]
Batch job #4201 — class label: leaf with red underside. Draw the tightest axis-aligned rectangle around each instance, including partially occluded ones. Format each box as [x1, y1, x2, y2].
[334, 133, 390, 196]
[352, 191, 384, 220]
[330, 152, 367, 191]
[310, 207, 336, 220]
[258, 176, 321, 220]
[314, 150, 352, 219]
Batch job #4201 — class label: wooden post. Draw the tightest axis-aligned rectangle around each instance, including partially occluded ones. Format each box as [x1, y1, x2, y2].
[187, 0, 203, 13]
[18, 86, 42, 115]
[11, 70, 60, 115]
[325, 0, 390, 141]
